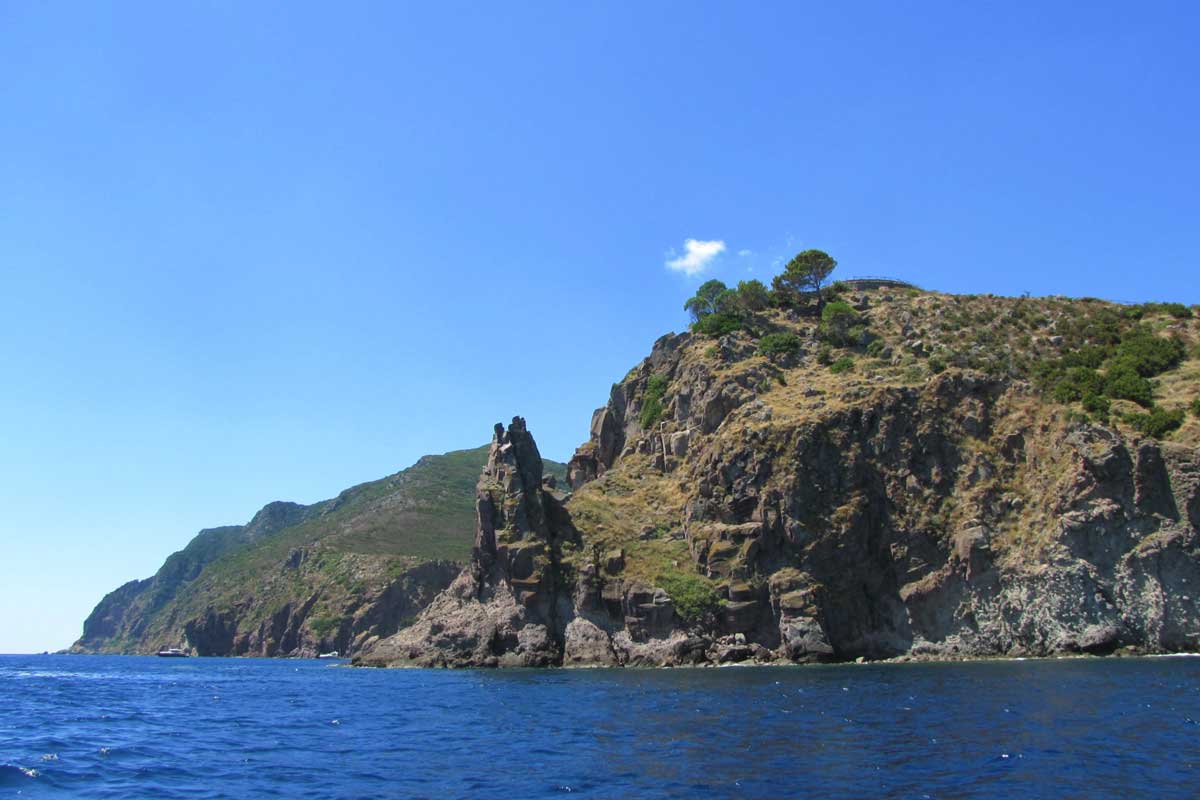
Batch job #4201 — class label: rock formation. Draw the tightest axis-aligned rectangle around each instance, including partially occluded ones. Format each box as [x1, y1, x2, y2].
[356, 418, 578, 666]
[360, 291, 1200, 667]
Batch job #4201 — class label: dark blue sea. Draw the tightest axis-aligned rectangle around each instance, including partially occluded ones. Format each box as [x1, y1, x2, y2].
[1, 655, 1197, 798]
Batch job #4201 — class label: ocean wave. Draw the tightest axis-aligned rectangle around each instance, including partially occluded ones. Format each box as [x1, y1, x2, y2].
[0, 764, 40, 783]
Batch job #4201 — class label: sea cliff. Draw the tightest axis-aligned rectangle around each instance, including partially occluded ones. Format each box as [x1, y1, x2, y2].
[78, 287, 1200, 665]
[357, 288, 1200, 666]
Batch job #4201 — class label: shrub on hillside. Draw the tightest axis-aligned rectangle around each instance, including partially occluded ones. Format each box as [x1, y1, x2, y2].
[1037, 320, 1186, 413]
[1057, 307, 1124, 350]
[819, 301, 862, 346]
[1060, 345, 1110, 370]
[1051, 367, 1104, 403]
[1112, 328, 1186, 377]
[829, 356, 854, 374]
[657, 570, 719, 625]
[691, 312, 744, 337]
[1104, 362, 1154, 407]
[759, 332, 801, 358]
[1192, 395, 1200, 417]
[639, 374, 669, 428]
[309, 615, 339, 638]
[1125, 407, 1185, 439]
[1129, 302, 1194, 320]
[1082, 392, 1111, 418]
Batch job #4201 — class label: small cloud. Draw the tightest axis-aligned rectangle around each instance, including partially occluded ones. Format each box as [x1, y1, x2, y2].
[738, 249, 753, 257]
[665, 238, 726, 276]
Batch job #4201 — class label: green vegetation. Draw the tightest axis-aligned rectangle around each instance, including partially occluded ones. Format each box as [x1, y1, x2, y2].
[639, 374, 669, 428]
[691, 312, 744, 337]
[771, 249, 837, 305]
[681, 248, 843, 338]
[734, 279, 770, 312]
[1082, 393, 1111, 417]
[1037, 322, 1187, 412]
[1192, 395, 1200, 417]
[1104, 362, 1153, 407]
[1127, 302, 1194, 320]
[309, 614, 339, 638]
[819, 301, 862, 346]
[1113, 328, 1186, 375]
[759, 332, 801, 358]
[1051, 366, 1103, 403]
[657, 568, 720, 624]
[683, 279, 730, 321]
[686, 278, 780, 338]
[829, 356, 854, 374]
[1125, 407, 1186, 439]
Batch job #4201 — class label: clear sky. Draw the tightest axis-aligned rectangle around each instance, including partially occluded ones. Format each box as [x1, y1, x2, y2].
[1, 2, 1197, 653]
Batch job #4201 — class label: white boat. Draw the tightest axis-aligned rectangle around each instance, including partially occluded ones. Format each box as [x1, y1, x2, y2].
[317, 651, 340, 659]
[156, 647, 189, 658]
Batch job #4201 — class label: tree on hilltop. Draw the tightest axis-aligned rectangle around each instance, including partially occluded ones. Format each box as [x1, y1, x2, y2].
[684, 279, 731, 321]
[734, 279, 770, 313]
[772, 249, 837, 305]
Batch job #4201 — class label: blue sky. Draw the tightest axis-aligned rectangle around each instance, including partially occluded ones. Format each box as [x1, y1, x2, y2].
[1, 2, 1197, 653]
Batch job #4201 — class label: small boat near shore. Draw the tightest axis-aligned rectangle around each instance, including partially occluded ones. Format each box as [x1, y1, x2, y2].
[157, 648, 189, 658]
[317, 651, 340, 659]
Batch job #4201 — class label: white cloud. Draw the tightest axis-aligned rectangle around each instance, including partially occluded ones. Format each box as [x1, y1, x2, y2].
[665, 238, 726, 276]
[738, 249, 753, 257]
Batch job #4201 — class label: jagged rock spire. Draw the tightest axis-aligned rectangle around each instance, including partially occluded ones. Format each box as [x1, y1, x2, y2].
[475, 416, 550, 565]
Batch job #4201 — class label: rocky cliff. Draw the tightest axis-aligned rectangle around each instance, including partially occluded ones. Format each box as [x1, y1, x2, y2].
[358, 290, 1200, 667]
[356, 418, 580, 666]
[73, 446, 566, 658]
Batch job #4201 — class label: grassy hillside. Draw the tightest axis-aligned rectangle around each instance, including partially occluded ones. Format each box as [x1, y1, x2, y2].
[76, 445, 567, 654]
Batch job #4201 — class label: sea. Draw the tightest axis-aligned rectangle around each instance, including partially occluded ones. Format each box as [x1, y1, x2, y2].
[1, 654, 1197, 799]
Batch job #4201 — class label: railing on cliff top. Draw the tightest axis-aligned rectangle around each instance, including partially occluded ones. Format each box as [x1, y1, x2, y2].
[837, 277, 918, 290]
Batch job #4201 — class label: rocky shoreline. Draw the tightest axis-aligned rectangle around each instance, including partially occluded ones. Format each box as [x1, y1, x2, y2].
[355, 404, 1200, 669]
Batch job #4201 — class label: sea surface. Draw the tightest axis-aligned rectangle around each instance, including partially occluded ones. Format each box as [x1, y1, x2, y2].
[1, 654, 1197, 798]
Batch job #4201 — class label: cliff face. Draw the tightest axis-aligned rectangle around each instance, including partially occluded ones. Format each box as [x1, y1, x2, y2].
[359, 290, 1200, 667]
[74, 447, 566, 658]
